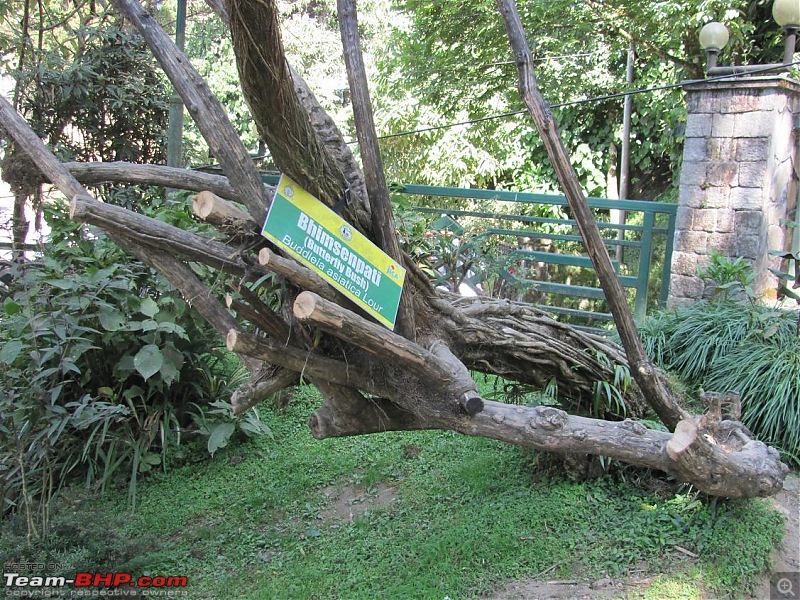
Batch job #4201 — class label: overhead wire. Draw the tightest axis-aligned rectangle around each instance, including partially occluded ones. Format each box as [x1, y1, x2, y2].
[369, 59, 800, 143]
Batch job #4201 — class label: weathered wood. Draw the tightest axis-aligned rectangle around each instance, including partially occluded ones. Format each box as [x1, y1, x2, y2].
[311, 394, 786, 497]
[225, 0, 372, 230]
[497, 0, 686, 429]
[226, 328, 389, 397]
[111, 0, 268, 222]
[4, 2, 789, 498]
[310, 387, 430, 439]
[65, 161, 271, 204]
[293, 291, 470, 397]
[0, 95, 85, 199]
[69, 195, 254, 275]
[337, 0, 415, 339]
[226, 285, 294, 344]
[231, 368, 298, 416]
[258, 247, 338, 303]
[193, 191, 251, 227]
[666, 417, 787, 497]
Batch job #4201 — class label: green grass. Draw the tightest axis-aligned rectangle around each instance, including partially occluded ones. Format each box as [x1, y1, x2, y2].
[0, 388, 786, 599]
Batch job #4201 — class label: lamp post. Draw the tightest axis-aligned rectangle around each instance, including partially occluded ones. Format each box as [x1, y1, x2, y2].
[700, 0, 799, 76]
[699, 22, 729, 71]
[773, 0, 800, 65]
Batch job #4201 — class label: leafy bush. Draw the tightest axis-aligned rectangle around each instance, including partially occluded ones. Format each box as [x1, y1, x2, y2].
[0, 201, 266, 534]
[639, 299, 800, 464]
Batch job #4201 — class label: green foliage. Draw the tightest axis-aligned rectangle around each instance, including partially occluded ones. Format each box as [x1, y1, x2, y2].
[0, 201, 260, 533]
[697, 251, 756, 301]
[3, 395, 783, 598]
[376, 0, 768, 198]
[13, 25, 168, 165]
[639, 299, 800, 464]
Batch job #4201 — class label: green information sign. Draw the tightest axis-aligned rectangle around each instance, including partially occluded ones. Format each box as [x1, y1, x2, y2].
[261, 175, 406, 330]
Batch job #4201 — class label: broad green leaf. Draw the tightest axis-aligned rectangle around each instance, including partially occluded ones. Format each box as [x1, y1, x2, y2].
[207, 422, 236, 457]
[0, 340, 24, 364]
[46, 278, 77, 290]
[98, 310, 126, 332]
[139, 297, 159, 317]
[133, 344, 163, 381]
[4, 298, 21, 316]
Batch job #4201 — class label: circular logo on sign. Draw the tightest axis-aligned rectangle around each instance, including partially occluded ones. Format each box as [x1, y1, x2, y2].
[283, 185, 294, 198]
[340, 225, 353, 241]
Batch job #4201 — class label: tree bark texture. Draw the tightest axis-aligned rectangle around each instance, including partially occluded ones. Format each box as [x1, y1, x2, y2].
[0, 0, 788, 498]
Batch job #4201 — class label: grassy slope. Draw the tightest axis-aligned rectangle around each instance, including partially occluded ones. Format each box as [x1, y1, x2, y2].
[1, 388, 785, 599]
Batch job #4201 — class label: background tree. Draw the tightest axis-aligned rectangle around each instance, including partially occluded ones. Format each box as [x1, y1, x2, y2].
[375, 0, 778, 199]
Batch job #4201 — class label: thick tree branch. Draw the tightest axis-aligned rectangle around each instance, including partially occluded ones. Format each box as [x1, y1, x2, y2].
[258, 248, 340, 304]
[497, 0, 686, 429]
[69, 195, 255, 276]
[226, 329, 390, 397]
[111, 0, 268, 222]
[294, 291, 477, 410]
[337, 0, 415, 338]
[225, 0, 371, 231]
[65, 161, 271, 205]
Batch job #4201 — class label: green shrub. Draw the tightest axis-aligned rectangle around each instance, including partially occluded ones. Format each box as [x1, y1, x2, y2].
[639, 299, 800, 464]
[0, 200, 263, 535]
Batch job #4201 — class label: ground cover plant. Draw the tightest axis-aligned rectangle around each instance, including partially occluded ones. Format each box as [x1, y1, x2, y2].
[0, 388, 785, 599]
[637, 297, 800, 466]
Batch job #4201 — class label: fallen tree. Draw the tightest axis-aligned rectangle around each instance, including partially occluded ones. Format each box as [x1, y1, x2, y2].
[0, 0, 788, 497]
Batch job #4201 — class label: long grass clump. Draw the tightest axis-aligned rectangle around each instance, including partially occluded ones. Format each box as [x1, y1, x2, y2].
[638, 299, 800, 465]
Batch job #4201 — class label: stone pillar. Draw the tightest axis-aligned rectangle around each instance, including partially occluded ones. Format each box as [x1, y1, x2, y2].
[668, 76, 800, 307]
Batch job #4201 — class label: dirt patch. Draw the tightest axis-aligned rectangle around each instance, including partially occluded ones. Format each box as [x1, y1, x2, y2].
[489, 473, 800, 600]
[319, 482, 398, 523]
[489, 576, 633, 599]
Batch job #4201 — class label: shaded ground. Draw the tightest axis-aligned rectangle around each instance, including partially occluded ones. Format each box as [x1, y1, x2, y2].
[318, 481, 399, 523]
[490, 474, 799, 600]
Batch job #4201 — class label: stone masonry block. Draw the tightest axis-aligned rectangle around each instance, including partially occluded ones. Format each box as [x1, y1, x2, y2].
[669, 273, 704, 300]
[711, 113, 735, 138]
[707, 138, 737, 160]
[682, 137, 708, 162]
[735, 234, 764, 259]
[679, 161, 707, 186]
[685, 114, 712, 137]
[734, 112, 775, 138]
[708, 232, 735, 255]
[679, 185, 705, 209]
[729, 186, 764, 210]
[675, 205, 693, 230]
[699, 187, 730, 209]
[693, 208, 719, 232]
[734, 209, 765, 235]
[687, 92, 719, 113]
[671, 251, 699, 276]
[738, 161, 767, 188]
[674, 230, 709, 252]
[706, 162, 738, 186]
[720, 95, 760, 113]
[759, 91, 788, 111]
[735, 137, 770, 162]
[716, 209, 735, 233]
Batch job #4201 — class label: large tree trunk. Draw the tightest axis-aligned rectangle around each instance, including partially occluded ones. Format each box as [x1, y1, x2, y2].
[0, 0, 788, 498]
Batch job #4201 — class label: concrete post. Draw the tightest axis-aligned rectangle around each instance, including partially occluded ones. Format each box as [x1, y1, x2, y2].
[668, 77, 800, 307]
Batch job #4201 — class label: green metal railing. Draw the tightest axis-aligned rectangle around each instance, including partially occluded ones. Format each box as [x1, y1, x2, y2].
[394, 184, 677, 323]
[262, 174, 677, 324]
